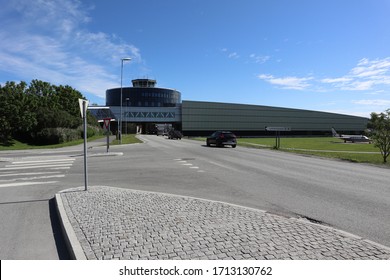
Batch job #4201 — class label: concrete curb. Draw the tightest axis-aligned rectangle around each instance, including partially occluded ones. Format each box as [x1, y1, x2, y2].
[55, 192, 87, 260]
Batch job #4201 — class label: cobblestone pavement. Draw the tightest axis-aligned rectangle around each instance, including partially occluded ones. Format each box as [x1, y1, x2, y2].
[58, 186, 390, 260]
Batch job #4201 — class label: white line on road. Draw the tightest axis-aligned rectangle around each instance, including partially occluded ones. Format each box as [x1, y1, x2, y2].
[0, 181, 59, 188]
[8, 161, 74, 167]
[11, 158, 75, 164]
[0, 164, 73, 171]
[0, 174, 65, 183]
[50, 167, 71, 170]
[0, 172, 61, 177]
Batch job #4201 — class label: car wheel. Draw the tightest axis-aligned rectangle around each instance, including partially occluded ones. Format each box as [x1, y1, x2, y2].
[232, 144, 236, 148]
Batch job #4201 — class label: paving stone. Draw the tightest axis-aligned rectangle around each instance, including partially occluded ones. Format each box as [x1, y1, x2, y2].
[60, 186, 390, 260]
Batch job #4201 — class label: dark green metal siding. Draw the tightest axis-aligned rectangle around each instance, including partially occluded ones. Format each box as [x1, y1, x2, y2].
[182, 101, 368, 135]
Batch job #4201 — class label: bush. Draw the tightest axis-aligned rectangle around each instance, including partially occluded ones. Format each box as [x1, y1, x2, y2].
[78, 125, 104, 139]
[35, 127, 81, 145]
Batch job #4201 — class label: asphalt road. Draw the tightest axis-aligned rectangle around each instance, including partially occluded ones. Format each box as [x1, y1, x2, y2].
[0, 138, 107, 259]
[1, 135, 389, 259]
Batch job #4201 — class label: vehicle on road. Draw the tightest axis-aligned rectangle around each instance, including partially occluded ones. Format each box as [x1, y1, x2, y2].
[155, 124, 172, 136]
[167, 129, 183, 140]
[206, 131, 237, 148]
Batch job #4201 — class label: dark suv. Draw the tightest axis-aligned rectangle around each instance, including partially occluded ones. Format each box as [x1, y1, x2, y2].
[206, 131, 237, 148]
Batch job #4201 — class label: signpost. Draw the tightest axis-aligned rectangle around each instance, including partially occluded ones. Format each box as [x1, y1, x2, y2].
[79, 99, 89, 191]
[103, 118, 111, 153]
[265, 127, 291, 149]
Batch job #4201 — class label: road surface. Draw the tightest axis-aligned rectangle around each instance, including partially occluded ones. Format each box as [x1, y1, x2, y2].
[0, 135, 389, 259]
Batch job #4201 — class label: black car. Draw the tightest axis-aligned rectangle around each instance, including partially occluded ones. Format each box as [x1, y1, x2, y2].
[206, 131, 237, 148]
[167, 129, 183, 139]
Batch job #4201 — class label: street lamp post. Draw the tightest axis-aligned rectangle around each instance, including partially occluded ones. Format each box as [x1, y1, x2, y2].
[120, 57, 132, 144]
[125, 97, 130, 135]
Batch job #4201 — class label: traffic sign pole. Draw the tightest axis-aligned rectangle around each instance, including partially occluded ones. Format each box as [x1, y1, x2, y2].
[82, 100, 88, 191]
[79, 99, 89, 191]
[103, 118, 111, 153]
[265, 127, 291, 150]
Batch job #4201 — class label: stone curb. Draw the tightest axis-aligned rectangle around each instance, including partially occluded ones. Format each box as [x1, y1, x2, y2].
[55, 191, 87, 260]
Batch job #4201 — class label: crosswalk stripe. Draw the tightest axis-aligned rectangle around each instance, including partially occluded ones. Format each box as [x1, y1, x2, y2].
[0, 164, 73, 171]
[8, 161, 74, 167]
[0, 172, 61, 177]
[50, 167, 70, 170]
[11, 158, 75, 164]
[0, 156, 75, 188]
[0, 181, 59, 188]
[0, 174, 65, 183]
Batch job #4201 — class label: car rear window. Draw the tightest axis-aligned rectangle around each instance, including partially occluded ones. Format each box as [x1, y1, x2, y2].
[223, 133, 235, 137]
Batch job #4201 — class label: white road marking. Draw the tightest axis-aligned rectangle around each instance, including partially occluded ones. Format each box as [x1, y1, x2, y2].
[11, 158, 75, 164]
[173, 158, 204, 172]
[0, 181, 59, 188]
[0, 172, 61, 177]
[0, 156, 75, 188]
[0, 164, 73, 170]
[50, 167, 71, 170]
[0, 174, 65, 182]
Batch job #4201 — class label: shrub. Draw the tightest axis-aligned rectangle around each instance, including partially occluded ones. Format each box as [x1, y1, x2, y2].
[78, 125, 104, 139]
[35, 127, 80, 145]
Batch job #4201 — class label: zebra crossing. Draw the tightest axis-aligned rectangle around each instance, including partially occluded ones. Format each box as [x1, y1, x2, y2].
[0, 156, 76, 188]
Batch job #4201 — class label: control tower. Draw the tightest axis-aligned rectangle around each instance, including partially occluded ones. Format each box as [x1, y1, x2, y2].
[131, 79, 157, 88]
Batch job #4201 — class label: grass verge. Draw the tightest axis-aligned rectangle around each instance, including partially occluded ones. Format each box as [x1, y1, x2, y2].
[0, 135, 106, 151]
[194, 137, 387, 166]
[110, 134, 142, 145]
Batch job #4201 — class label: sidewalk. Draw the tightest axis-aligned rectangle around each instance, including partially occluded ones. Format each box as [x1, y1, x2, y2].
[56, 186, 390, 260]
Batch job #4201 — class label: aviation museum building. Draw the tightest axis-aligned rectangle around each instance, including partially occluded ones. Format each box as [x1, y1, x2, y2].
[90, 79, 368, 136]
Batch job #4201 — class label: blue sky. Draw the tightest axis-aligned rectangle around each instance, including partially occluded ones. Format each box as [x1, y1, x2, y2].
[1, 0, 390, 117]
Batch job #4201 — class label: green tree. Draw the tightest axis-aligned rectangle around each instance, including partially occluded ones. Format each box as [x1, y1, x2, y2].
[368, 109, 390, 163]
[1, 79, 100, 145]
[0, 81, 37, 143]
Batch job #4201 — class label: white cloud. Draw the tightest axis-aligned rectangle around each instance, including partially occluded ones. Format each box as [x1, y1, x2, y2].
[321, 77, 352, 83]
[342, 80, 375, 91]
[75, 31, 141, 64]
[228, 52, 239, 59]
[260, 57, 390, 93]
[258, 74, 313, 90]
[249, 54, 270, 64]
[353, 99, 390, 106]
[321, 57, 390, 91]
[0, 0, 141, 100]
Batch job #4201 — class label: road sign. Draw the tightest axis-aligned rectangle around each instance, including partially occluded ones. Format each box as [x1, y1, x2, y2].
[103, 118, 111, 129]
[265, 127, 291, 149]
[265, 127, 291, 131]
[78, 99, 89, 118]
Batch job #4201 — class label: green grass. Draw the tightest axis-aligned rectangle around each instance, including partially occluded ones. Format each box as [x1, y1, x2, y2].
[194, 136, 387, 165]
[0, 135, 106, 151]
[238, 137, 386, 165]
[111, 134, 142, 145]
[238, 137, 377, 152]
[0, 134, 142, 150]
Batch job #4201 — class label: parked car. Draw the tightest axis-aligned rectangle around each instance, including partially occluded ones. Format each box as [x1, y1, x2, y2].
[206, 131, 237, 148]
